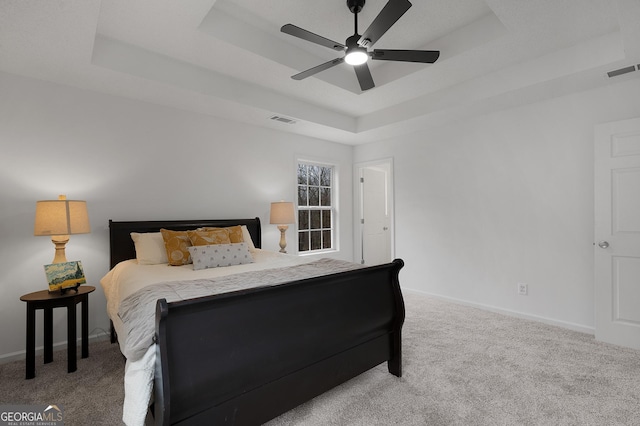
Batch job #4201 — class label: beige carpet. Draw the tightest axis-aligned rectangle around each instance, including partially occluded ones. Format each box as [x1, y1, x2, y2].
[2, 291, 640, 425]
[0, 335, 125, 425]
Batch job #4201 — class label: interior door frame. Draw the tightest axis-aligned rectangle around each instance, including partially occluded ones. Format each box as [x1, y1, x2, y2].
[354, 158, 395, 264]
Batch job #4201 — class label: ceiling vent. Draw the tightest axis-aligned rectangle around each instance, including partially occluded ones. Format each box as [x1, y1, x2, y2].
[607, 65, 637, 78]
[269, 115, 297, 125]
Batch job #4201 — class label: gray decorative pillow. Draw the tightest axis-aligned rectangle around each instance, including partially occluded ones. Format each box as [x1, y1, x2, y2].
[187, 242, 254, 271]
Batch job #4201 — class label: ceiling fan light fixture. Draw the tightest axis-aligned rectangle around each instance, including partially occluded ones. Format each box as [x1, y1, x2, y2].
[345, 48, 368, 65]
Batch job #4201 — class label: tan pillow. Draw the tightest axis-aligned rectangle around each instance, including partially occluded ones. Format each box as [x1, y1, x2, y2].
[225, 225, 244, 243]
[198, 226, 245, 243]
[187, 229, 231, 246]
[160, 229, 192, 266]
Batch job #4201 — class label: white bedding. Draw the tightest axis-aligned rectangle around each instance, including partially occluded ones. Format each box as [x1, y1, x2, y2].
[99, 250, 318, 426]
[101, 250, 312, 351]
[101, 250, 315, 425]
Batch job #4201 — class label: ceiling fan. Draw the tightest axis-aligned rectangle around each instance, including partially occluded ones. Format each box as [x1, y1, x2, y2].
[281, 0, 440, 91]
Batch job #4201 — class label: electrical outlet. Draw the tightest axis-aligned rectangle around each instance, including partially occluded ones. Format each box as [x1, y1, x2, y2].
[518, 283, 528, 295]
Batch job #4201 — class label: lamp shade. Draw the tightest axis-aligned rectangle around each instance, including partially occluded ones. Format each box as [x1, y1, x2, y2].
[34, 195, 91, 236]
[269, 201, 295, 225]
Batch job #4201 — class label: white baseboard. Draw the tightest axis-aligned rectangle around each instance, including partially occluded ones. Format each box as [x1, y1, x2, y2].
[0, 333, 111, 364]
[404, 288, 595, 336]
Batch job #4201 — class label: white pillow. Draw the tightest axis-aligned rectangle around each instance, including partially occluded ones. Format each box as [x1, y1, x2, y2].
[188, 243, 254, 271]
[130, 232, 168, 265]
[241, 225, 257, 252]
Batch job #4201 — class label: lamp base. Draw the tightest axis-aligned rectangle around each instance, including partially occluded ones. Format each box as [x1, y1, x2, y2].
[51, 235, 69, 264]
[277, 225, 289, 253]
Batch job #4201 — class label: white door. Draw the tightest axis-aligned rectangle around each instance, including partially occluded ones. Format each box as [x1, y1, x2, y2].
[361, 166, 391, 265]
[594, 117, 640, 350]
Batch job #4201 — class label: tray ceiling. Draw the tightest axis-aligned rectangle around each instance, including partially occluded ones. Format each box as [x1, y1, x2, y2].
[1, 0, 639, 144]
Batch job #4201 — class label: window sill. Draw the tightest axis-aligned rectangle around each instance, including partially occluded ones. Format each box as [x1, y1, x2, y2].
[297, 249, 338, 257]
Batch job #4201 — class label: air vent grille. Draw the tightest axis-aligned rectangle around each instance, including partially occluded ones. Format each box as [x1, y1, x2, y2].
[269, 115, 297, 124]
[607, 65, 637, 78]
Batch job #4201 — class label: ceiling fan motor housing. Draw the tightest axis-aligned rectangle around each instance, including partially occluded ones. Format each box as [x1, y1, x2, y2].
[346, 34, 361, 49]
[347, 0, 365, 14]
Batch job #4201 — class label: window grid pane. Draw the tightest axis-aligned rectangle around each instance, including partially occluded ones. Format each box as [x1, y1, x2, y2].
[310, 230, 322, 250]
[299, 210, 309, 230]
[320, 167, 331, 186]
[297, 164, 307, 185]
[322, 210, 331, 228]
[320, 187, 331, 206]
[322, 230, 332, 249]
[309, 187, 320, 206]
[310, 210, 321, 229]
[309, 166, 320, 186]
[298, 186, 308, 206]
[298, 231, 309, 252]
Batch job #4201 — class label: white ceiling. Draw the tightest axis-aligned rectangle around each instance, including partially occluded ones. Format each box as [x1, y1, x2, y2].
[1, 0, 639, 145]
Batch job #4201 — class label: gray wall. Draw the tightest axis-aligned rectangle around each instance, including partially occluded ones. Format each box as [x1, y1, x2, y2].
[355, 77, 640, 332]
[0, 71, 354, 360]
[2, 69, 639, 361]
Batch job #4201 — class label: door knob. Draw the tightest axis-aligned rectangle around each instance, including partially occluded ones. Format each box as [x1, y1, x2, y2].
[383, 227, 388, 231]
[598, 241, 610, 249]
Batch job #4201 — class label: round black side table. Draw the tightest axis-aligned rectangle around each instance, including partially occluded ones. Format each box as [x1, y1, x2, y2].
[20, 285, 95, 379]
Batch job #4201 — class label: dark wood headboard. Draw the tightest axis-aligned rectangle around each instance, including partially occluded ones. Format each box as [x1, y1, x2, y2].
[108, 218, 262, 269]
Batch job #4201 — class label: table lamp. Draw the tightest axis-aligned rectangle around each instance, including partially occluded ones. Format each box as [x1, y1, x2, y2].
[270, 201, 295, 253]
[34, 195, 91, 263]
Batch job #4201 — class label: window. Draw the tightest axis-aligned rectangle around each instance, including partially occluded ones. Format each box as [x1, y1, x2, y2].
[297, 161, 334, 252]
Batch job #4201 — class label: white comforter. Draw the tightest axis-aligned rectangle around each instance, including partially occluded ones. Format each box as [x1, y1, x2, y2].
[99, 250, 331, 426]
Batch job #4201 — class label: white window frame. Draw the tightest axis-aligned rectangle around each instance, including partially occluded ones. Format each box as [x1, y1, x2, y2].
[296, 159, 337, 254]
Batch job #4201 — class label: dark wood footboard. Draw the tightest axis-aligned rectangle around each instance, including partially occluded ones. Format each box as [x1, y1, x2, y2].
[153, 258, 405, 425]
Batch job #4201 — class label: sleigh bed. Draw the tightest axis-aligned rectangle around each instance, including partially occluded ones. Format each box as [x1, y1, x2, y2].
[101, 217, 405, 426]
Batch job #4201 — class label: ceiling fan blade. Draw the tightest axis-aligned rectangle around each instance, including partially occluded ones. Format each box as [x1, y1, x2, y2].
[371, 49, 440, 63]
[281, 24, 346, 51]
[354, 63, 375, 91]
[292, 57, 345, 80]
[358, 0, 412, 48]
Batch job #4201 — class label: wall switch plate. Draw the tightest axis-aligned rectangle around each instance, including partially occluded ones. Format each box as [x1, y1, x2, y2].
[518, 283, 528, 295]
